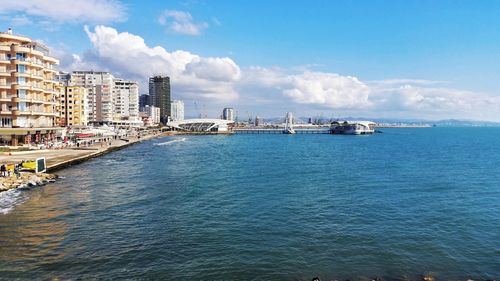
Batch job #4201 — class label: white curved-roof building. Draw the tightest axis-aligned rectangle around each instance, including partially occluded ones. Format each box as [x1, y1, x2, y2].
[167, 119, 234, 132]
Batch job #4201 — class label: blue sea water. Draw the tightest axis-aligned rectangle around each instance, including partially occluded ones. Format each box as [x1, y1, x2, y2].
[0, 128, 499, 280]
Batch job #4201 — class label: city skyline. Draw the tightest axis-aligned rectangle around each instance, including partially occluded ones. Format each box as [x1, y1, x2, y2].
[3, 0, 500, 121]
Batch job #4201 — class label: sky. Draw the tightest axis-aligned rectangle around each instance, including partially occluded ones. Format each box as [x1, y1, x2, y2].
[1, 0, 500, 121]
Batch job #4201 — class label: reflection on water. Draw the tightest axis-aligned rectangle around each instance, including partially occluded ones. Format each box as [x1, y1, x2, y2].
[0, 131, 499, 280]
[0, 184, 68, 274]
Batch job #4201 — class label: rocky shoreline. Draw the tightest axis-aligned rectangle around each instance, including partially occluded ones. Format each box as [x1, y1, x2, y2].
[0, 172, 58, 191]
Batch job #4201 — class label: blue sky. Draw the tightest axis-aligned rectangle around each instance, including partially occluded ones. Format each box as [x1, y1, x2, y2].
[2, 0, 500, 120]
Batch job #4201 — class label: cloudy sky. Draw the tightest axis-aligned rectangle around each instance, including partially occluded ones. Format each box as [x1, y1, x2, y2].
[2, 0, 500, 121]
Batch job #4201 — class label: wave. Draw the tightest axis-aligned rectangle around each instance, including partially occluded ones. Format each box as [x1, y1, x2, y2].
[154, 138, 187, 146]
[0, 189, 25, 215]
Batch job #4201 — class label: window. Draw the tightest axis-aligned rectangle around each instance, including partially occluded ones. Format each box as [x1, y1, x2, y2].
[17, 65, 27, 73]
[18, 102, 27, 111]
[16, 53, 26, 61]
[1, 118, 11, 127]
[17, 89, 27, 98]
[17, 77, 26, 85]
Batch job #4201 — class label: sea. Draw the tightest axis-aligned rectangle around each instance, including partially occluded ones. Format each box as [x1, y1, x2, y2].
[0, 127, 499, 280]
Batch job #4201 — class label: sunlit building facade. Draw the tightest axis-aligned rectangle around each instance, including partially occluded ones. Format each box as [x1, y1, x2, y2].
[68, 71, 114, 123]
[113, 79, 139, 121]
[0, 28, 61, 145]
[59, 86, 88, 127]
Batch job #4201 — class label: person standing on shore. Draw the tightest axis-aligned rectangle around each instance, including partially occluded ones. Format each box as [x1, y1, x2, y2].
[14, 164, 20, 178]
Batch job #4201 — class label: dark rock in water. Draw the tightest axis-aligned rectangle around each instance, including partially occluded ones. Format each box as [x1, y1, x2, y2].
[311, 277, 320, 281]
[422, 276, 434, 281]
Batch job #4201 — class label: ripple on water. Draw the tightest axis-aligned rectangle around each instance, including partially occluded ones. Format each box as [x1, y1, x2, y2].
[1, 129, 500, 280]
[0, 188, 25, 214]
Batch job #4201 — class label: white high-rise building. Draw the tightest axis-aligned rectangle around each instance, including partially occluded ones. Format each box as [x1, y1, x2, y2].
[113, 79, 139, 121]
[68, 71, 115, 122]
[222, 107, 234, 121]
[170, 100, 184, 121]
[144, 105, 160, 124]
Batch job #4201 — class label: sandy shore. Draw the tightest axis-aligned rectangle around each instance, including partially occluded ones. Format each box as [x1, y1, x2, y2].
[0, 131, 174, 192]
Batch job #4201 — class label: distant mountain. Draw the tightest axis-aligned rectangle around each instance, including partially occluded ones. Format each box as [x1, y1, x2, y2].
[430, 119, 500, 127]
[293, 117, 500, 127]
[184, 115, 500, 127]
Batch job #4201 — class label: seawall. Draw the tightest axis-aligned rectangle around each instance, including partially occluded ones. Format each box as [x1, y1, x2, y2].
[46, 132, 173, 173]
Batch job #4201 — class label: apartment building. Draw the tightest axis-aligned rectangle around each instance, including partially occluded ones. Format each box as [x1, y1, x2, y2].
[68, 71, 114, 123]
[59, 86, 88, 127]
[170, 100, 184, 121]
[113, 79, 139, 121]
[0, 28, 61, 145]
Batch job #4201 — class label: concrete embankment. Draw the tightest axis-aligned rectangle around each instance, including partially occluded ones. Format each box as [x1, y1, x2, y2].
[46, 132, 175, 173]
[0, 132, 174, 193]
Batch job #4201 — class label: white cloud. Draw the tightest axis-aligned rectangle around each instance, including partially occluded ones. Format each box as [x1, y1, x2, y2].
[283, 72, 371, 109]
[0, 0, 126, 24]
[59, 25, 500, 121]
[69, 25, 240, 102]
[368, 83, 500, 120]
[158, 10, 208, 35]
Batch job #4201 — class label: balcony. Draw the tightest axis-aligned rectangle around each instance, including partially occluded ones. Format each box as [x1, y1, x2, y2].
[0, 69, 11, 77]
[29, 72, 45, 80]
[29, 61, 44, 69]
[44, 79, 57, 84]
[11, 45, 30, 53]
[43, 67, 58, 73]
[31, 85, 44, 92]
[43, 56, 58, 64]
[12, 71, 30, 78]
[31, 111, 57, 116]
[12, 58, 30, 65]
[0, 45, 10, 52]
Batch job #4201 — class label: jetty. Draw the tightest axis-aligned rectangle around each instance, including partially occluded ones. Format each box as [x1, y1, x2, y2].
[233, 128, 331, 134]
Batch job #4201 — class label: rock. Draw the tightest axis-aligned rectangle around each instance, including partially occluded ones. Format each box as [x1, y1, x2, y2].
[423, 276, 434, 281]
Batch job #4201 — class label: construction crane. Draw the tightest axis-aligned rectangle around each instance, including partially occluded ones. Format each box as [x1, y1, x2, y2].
[194, 102, 201, 118]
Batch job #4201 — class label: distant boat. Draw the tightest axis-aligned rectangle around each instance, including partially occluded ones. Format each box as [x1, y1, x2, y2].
[283, 128, 296, 134]
[331, 121, 375, 135]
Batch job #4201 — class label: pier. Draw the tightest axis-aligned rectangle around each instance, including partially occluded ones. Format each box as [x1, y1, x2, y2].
[233, 128, 332, 134]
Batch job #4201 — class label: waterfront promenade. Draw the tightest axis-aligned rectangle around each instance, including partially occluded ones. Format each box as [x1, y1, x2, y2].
[0, 131, 173, 192]
[0, 131, 171, 171]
